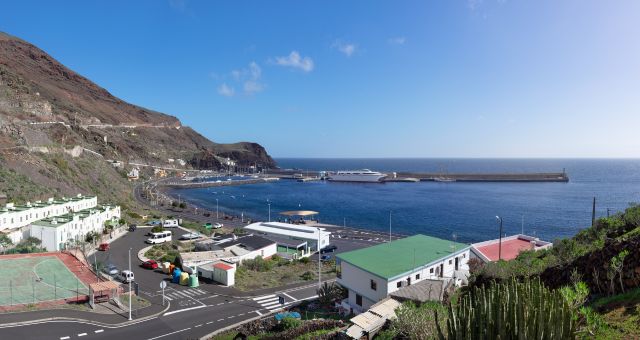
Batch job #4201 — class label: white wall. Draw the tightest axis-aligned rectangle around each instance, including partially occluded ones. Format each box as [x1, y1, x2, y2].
[0, 196, 97, 232]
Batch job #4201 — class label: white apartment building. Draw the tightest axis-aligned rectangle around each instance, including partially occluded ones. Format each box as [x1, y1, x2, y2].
[0, 194, 97, 244]
[30, 205, 121, 251]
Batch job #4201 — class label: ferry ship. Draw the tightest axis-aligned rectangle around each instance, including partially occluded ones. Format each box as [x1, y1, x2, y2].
[328, 169, 387, 183]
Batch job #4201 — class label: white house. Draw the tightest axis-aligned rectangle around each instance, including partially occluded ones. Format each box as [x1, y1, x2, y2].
[0, 194, 98, 244]
[336, 234, 470, 314]
[197, 261, 236, 286]
[30, 205, 121, 251]
[244, 222, 331, 258]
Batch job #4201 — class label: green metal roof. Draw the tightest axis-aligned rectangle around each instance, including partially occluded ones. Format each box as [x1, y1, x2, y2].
[337, 234, 469, 280]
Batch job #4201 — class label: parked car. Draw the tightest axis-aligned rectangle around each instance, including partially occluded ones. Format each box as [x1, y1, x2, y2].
[320, 244, 337, 253]
[141, 260, 158, 270]
[98, 243, 110, 251]
[321, 254, 332, 261]
[103, 264, 118, 276]
[148, 220, 161, 226]
[212, 222, 223, 229]
[180, 232, 201, 240]
[119, 270, 135, 283]
[162, 219, 179, 228]
[128, 224, 137, 232]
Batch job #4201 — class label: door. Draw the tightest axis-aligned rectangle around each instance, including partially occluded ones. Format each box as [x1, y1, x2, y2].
[439, 263, 444, 277]
[455, 257, 459, 271]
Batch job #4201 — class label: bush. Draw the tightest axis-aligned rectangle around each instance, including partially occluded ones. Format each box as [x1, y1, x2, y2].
[298, 256, 310, 264]
[280, 316, 302, 330]
[242, 256, 273, 272]
[151, 226, 164, 233]
[301, 271, 314, 280]
[390, 301, 448, 339]
[178, 202, 186, 209]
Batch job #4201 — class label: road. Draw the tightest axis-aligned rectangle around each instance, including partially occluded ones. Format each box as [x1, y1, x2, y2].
[0, 228, 320, 340]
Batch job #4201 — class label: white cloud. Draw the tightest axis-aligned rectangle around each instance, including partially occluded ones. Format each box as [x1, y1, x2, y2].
[218, 61, 265, 96]
[217, 83, 235, 97]
[332, 40, 357, 57]
[274, 51, 314, 72]
[388, 37, 406, 45]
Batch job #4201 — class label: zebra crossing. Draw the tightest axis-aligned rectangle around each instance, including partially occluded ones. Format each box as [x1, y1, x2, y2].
[163, 288, 209, 301]
[252, 294, 287, 311]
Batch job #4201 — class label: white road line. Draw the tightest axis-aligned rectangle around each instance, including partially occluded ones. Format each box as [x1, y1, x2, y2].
[206, 321, 213, 324]
[227, 316, 234, 319]
[194, 324, 202, 328]
[164, 295, 173, 301]
[78, 333, 87, 337]
[60, 337, 70, 340]
[253, 294, 276, 302]
[216, 302, 224, 306]
[255, 310, 263, 316]
[163, 305, 206, 316]
[146, 327, 191, 340]
[217, 319, 224, 322]
[95, 329, 104, 333]
[238, 313, 245, 316]
[282, 292, 298, 301]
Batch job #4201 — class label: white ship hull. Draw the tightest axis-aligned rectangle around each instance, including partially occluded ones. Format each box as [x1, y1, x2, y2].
[328, 173, 386, 182]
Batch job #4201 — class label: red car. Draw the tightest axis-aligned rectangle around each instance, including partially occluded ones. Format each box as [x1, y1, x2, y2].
[98, 243, 110, 251]
[141, 260, 158, 270]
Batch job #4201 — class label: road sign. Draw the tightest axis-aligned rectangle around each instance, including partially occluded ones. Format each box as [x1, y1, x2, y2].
[279, 296, 285, 305]
[160, 281, 167, 289]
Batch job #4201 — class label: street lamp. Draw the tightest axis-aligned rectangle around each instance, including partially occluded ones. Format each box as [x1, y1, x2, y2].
[216, 199, 219, 219]
[128, 247, 132, 321]
[317, 227, 322, 291]
[267, 201, 271, 222]
[495, 216, 503, 261]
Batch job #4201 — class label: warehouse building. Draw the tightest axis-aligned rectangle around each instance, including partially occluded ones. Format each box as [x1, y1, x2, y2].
[244, 221, 331, 258]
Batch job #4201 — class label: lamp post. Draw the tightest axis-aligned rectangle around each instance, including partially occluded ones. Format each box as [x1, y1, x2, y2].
[128, 247, 132, 321]
[495, 216, 503, 261]
[216, 199, 219, 219]
[267, 201, 271, 222]
[317, 227, 322, 291]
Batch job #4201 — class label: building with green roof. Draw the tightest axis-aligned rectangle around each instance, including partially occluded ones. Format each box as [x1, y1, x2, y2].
[336, 234, 470, 313]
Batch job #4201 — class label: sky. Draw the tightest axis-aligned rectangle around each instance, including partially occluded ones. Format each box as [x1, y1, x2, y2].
[1, 0, 639, 158]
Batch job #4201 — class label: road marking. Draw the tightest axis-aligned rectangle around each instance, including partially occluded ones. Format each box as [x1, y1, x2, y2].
[146, 327, 191, 340]
[216, 302, 224, 306]
[283, 292, 298, 301]
[194, 324, 202, 328]
[255, 310, 263, 316]
[60, 337, 70, 340]
[78, 333, 87, 337]
[238, 313, 245, 316]
[95, 329, 104, 333]
[253, 294, 276, 302]
[217, 319, 224, 322]
[163, 305, 206, 316]
[206, 321, 213, 324]
[227, 316, 234, 319]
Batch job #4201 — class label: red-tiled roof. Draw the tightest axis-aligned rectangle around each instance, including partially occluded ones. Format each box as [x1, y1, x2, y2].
[475, 238, 536, 261]
[213, 263, 234, 271]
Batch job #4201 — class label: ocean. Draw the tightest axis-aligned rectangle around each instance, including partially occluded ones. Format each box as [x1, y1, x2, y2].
[170, 158, 640, 244]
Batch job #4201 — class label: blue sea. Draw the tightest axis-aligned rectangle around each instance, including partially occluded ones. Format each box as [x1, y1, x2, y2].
[171, 159, 640, 244]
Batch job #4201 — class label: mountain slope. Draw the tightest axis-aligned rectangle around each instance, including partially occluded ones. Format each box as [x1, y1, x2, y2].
[0, 31, 275, 203]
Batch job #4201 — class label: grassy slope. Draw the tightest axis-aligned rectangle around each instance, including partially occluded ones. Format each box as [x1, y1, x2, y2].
[589, 288, 640, 339]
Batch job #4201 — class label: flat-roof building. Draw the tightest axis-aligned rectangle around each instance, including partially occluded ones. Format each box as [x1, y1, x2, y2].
[471, 234, 552, 262]
[244, 222, 331, 258]
[337, 234, 469, 313]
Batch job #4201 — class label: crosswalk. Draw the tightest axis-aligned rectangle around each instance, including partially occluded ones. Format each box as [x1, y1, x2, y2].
[253, 294, 287, 311]
[163, 288, 208, 301]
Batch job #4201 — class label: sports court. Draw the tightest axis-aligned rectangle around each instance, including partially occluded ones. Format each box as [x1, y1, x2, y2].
[0, 253, 90, 306]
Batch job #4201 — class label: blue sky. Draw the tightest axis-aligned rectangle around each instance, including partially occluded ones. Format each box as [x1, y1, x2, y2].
[2, 1, 639, 158]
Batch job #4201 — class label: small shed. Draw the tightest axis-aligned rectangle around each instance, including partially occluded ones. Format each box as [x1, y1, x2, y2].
[197, 261, 236, 286]
[89, 281, 122, 309]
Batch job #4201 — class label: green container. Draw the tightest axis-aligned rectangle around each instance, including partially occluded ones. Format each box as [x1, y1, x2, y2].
[189, 273, 199, 287]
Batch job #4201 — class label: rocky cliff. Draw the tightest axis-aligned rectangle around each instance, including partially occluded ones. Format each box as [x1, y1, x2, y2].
[0, 31, 275, 203]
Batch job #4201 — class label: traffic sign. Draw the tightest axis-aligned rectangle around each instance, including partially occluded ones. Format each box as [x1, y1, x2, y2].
[279, 296, 285, 305]
[160, 281, 167, 289]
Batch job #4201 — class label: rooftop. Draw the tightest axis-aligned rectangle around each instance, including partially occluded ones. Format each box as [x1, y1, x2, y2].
[337, 234, 468, 280]
[31, 205, 118, 228]
[244, 222, 330, 240]
[472, 234, 552, 261]
[214, 235, 275, 252]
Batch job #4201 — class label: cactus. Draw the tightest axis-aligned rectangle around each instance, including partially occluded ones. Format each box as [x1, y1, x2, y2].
[439, 277, 575, 339]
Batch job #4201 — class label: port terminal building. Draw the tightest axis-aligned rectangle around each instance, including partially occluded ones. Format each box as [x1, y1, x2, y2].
[244, 221, 331, 258]
[336, 234, 469, 314]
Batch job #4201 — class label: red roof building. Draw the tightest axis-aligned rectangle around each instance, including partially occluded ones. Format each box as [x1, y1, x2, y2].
[471, 234, 552, 262]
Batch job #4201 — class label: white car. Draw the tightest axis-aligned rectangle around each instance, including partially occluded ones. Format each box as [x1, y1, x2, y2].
[180, 232, 201, 240]
[103, 264, 119, 276]
[212, 223, 223, 229]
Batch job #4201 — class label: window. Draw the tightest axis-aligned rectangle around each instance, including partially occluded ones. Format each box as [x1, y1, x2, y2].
[407, 277, 411, 286]
[356, 294, 362, 306]
[416, 274, 420, 280]
[449, 259, 452, 265]
[430, 268, 434, 274]
[370, 279, 377, 291]
[397, 281, 402, 288]
[463, 253, 466, 258]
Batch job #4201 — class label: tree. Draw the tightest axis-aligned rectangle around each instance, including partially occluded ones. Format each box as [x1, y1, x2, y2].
[610, 249, 630, 294]
[317, 282, 345, 306]
[85, 231, 99, 244]
[0, 234, 13, 253]
[391, 301, 448, 339]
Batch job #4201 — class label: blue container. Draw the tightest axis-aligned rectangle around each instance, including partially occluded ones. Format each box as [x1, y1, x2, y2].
[172, 268, 182, 283]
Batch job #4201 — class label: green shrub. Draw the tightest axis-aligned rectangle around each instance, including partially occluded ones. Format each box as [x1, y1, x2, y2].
[301, 271, 314, 280]
[298, 256, 310, 264]
[242, 256, 273, 272]
[280, 316, 301, 330]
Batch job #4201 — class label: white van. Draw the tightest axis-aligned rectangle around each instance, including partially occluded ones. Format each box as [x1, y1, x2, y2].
[119, 270, 135, 283]
[162, 219, 179, 228]
[146, 231, 172, 244]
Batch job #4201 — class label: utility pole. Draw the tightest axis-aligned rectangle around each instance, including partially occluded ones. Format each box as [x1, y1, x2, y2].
[389, 211, 392, 244]
[521, 215, 524, 235]
[128, 247, 132, 321]
[317, 227, 322, 291]
[591, 197, 596, 226]
[496, 216, 503, 261]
